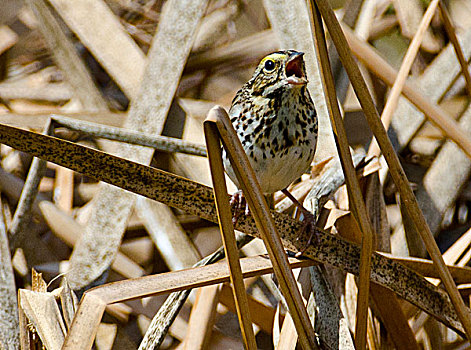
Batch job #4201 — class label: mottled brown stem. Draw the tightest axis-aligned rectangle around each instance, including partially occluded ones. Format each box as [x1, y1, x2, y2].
[307, 2, 375, 348]
[313, 0, 471, 340]
[204, 118, 257, 349]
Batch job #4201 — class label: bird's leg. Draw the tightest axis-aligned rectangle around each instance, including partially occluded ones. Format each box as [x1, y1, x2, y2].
[230, 190, 250, 226]
[281, 189, 319, 257]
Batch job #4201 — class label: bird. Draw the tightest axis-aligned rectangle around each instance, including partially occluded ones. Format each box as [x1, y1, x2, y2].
[223, 50, 319, 248]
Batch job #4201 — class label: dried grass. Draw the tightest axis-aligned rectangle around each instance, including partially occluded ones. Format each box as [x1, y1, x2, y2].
[2, 0, 471, 349]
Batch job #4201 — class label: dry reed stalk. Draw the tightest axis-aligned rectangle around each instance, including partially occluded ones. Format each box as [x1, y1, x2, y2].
[141, 234, 253, 349]
[368, 0, 440, 157]
[48, 0, 145, 99]
[59, 281, 78, 330]
[444, 227, 471, 265]
[0, 196, 19, 350]
[147, 150, 362, 349]
[392, 0, 442, 52]
[19, 288, 67, 349]
[25, 0, 108, 111]
[0, 25, 17, 55]
[192, 2, 240, 53]
[458, 249, 471, 268]
[364, 172, 419, 350]
[66, 0, 208, 291]
[0, 123, 465, 335]
[205, 107, 318, 349]
[275, 268, 309, 348]
[439, 0, 471, 98]
[119, 238, 153, 265]
[0, 111, 125, 130]
[52, 115, 207, 157]
[384, 255, 471, 283]
[381, 27, 471, 150]
[313, 0, 471, 340]
[5, 1, 471, 348]
[367, 1, 471, 259]
[307, 3, 375, 348]
[186, 29, 278, 73]
[370, 284, 419, 350]
[0, 82, 72, 103]
[63, 293, 107, 349]
[343, 25, 471, 160]
[182, 285, 221, 349]
[0, 167, 55, 266]
[171, 102, 213, 191]
[263, 0, 338, 162]
[308, 266, 355, 349]
[416, 108, 471, 237]
[277, 313, 298, 349]
[94, 323, 117, 350]
[53, 166, 74, 213]
[204, 116, 257, 349]
[276, 292, 298, 350]
[63, 255, 315, 349]
[38, 201, 146, 279]
[218, 283, 278, 334]
[397, 224, 471, 344]
[8, 120, 52, 255]
[136, 197, 201, 271]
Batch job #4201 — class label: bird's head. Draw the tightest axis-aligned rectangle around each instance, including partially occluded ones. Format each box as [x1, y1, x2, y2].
[248, 50, 308, 97]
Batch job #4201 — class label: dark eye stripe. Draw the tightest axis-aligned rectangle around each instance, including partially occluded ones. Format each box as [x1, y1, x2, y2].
[276, 68, 281, 82]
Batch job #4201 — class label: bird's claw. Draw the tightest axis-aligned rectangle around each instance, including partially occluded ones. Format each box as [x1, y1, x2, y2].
[295, 211, 319, 257]
[230, 191, 250, 226]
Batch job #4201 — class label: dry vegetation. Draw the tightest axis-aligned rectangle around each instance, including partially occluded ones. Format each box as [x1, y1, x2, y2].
[2, 0, 471, 349]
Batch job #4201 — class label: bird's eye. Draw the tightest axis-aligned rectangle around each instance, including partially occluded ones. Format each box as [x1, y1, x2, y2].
[264, 59, 276, 72]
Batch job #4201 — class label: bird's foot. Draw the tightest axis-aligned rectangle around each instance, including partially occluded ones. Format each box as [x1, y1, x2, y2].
[295, 210, 319, 257]
[281, 189, 319, 257]
[230, 190, 250, 226]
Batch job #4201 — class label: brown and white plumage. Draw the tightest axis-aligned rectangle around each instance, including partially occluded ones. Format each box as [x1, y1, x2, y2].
[223, 50, 318, 194]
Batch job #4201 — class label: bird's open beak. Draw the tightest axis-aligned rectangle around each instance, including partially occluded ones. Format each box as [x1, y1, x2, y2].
[286, 52, 308, 86]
